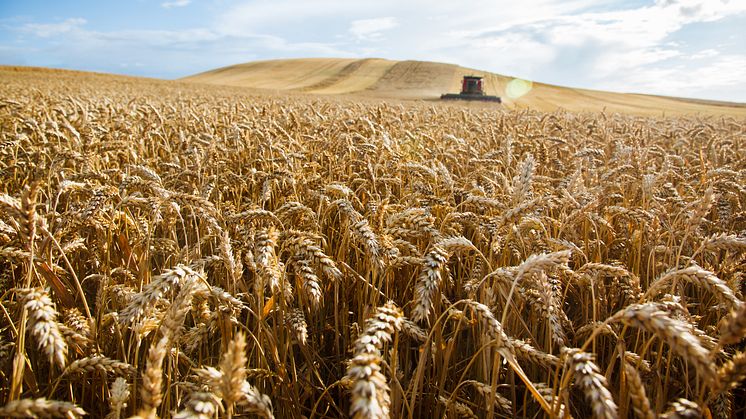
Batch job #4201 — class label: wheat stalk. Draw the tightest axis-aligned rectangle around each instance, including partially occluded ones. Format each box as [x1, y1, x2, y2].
[718, 302, 746, 346]
[646, 265, 741, 310]
[106, 377, 130, 419]
[715, 351, 746, 393]
[563, 348, 618, 419]
[659, 398, 701, 419]
[196, 332, 274, 418]
[411, 246, 449, 322]
[610, 303, 716, 384]
[346, 302, 403, 419]
[623, 363, 654, 419]
[0, 398, 85, 418]
[120, 265, 198, 325]
[62, 355, 135, 377]
[17, 287, 67, 369]
[173, 392, 218, 419]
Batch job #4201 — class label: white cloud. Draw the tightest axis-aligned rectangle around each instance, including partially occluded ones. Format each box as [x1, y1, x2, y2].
[22, 18, 86, 38]
[6, 19, 353, 79]
[162, 0, 191, 9]
[216, 0, 368, 36]
[441, 0, 746, 97]
[349, 17, 398, 41]
[604, 54, 746, 98]
[654, 0, 746, 22]
[688, 48, 719, 60]
[214, 0, 597, 37]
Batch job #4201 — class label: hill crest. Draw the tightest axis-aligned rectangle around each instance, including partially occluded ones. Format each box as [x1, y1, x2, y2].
[182, 57, 746, 116]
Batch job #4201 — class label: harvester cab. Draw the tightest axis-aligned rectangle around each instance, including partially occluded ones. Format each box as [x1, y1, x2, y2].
[461, 76, 483, 95]
[441, 75, 501, 102]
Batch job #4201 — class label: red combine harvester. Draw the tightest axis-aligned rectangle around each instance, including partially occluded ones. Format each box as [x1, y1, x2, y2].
[441, 75, 501, 102]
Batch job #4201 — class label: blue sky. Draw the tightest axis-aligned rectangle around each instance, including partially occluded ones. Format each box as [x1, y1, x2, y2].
[1, 0, 744, 101]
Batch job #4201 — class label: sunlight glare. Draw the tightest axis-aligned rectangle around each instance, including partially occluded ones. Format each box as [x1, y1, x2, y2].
[506, 78, 533, 99]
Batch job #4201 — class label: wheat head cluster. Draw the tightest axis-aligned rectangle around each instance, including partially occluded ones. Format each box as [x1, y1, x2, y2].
[0, 69, 745, 418]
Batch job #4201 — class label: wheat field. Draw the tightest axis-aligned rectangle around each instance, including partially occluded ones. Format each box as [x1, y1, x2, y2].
[1, 67, 745, 418]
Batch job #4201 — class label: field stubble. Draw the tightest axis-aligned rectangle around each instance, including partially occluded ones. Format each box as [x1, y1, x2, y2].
[0, 69, 745, 418]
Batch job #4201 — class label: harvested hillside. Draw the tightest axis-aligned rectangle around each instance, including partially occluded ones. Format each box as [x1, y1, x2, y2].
[1, 67, 746, 418]
[182, 58, 746, 117]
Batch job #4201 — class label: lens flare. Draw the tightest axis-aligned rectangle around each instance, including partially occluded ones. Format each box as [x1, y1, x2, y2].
[506, 78, 533, 99]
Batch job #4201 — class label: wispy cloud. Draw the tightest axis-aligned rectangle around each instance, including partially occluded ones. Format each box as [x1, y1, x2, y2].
[22, 18, 86, 38]
[349, 17, 397, 41]
[604, 54, 746, 98]
[4, 18, 352, 78]
[162, 0, 191, 9]
[688, 49, 719, 60]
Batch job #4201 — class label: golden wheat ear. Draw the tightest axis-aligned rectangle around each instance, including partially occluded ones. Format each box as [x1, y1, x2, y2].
[346, 302, 403, 419]
[0, 398, 86, 418]
[106, 377, 130, 419]
[718, 303, 746, 346]
[562, 348, 619, 419]
[610, 303, 717, 384]
[17, 287, 68, 369]
[623, 362, 654, 419]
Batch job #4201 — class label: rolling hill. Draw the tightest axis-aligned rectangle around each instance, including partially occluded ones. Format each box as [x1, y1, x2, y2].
[182, 57, 746, 117]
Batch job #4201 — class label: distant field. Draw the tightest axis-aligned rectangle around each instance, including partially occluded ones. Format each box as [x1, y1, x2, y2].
[0, 66, 745, 419]
[182, 58, 746, 117]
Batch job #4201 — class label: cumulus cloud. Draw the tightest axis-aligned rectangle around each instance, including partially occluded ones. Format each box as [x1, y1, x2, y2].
[444, 0, 746, 97]
[349, 17, 398, 41]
